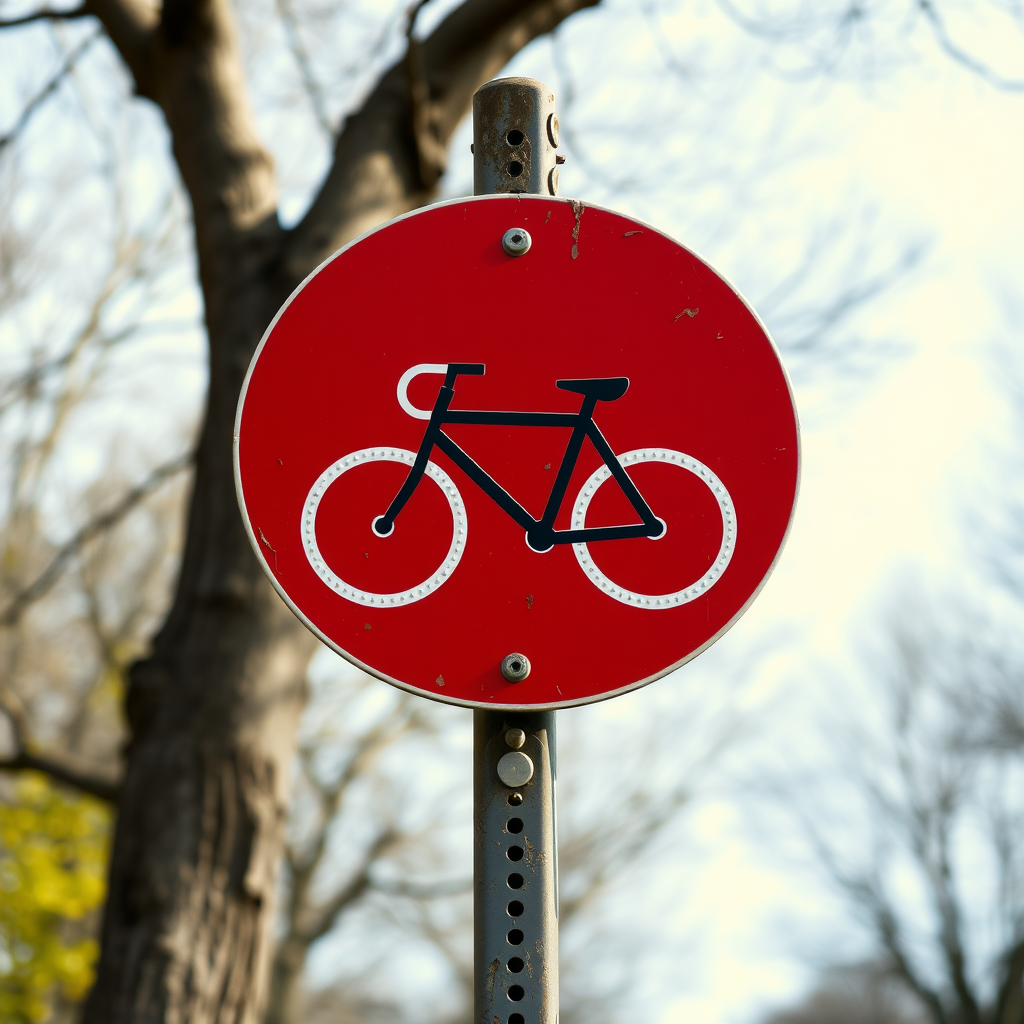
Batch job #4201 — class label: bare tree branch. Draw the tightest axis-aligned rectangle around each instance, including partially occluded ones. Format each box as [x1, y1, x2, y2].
[370, 875, 472, 899]
[0, 4, 88, 28]
[405, 0, 447, 190]
[273, 0, 333, 139]
[0, 683, 120, 801]
[798, 812, 949, 1024]
[995, 938, 1024, 1024]
[285, 0, 601, 270]
[716, 0, 1024, 91]
[301, 828, 398, 944]
[874, 901, 950, 1024]
[0, 748, 120, 802]
[0, 27, 103, 154]
[918, 0, 1024, 91]
[80, 0, 158, 97]
[0, 449, 193, 629]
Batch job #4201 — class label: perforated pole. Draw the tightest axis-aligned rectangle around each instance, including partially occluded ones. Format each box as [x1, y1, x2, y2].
[472, 77, 561, 1024]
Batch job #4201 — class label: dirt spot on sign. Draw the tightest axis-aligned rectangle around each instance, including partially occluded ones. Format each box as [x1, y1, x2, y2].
[570, 199, 584, 259]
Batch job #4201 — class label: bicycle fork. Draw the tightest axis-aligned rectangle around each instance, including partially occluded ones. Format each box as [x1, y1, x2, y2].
[372, 383, 458, 537]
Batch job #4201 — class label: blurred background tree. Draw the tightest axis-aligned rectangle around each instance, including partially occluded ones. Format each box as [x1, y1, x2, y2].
[757, 342, 1024, 1024]
[760, 596, 1024, 1024]
[0, 0, 1022, 1022]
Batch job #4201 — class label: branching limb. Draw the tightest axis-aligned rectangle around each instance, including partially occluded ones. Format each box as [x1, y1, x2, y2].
[918, 0, 1024, 91]
[273, 0, 333, 139]
[0, 4, 88, 28]
[283, 697, 417, 939]
[0, 684, 120, 802]
[286, 0, 601, 270]
[0, 27, 103, 154]
[765, 237, 927, 372]
[0, 747, 120, 802]
[405, 0, 446, 190]
[716, 0, 1024, 91]
[873, 898, 950, 1024]
[995, 938, 1024, 1024]
[0, 449, 193, 629]
[80, 0, 159, 98]
[299, 828, 398, 944]
[885, 671, 982, 1024]
[928, 818, 982, 1023]
[370, 875, 471, 899]
[802, 815, 950, 1023]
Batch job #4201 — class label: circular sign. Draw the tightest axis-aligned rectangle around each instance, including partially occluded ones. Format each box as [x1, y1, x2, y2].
[234, 196, 799, 709]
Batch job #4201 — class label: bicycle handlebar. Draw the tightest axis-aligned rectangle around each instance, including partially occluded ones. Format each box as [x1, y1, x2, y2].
[446, 363, 486, 378]
[398, 363, 487, 421]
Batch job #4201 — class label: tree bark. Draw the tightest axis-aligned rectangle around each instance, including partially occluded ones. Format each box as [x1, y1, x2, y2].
[74, 0, 598, 1019]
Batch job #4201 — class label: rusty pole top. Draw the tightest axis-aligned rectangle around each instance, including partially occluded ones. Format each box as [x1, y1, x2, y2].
[473, 77, 561, 197]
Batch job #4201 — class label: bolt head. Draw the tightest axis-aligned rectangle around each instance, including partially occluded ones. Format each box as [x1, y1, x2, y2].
[501, 653, 531, 682]
[501, 228, 532, 257]
[547, 112, 559, 147]
[498, 751, 534, 788]
[505, 728, 526, 749]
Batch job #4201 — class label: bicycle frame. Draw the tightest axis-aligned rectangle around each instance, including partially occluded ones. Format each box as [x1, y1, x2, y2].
[374, 363, 665, 551]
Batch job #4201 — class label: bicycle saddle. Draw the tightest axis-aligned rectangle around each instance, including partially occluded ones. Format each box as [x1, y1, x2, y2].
[556, 377, 630, 402]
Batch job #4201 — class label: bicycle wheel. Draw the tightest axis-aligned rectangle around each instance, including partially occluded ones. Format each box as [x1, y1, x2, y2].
[571, 448, 736, 608]
[302, 447, 467, 606]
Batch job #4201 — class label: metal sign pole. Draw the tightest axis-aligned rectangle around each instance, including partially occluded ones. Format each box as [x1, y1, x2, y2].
[472, 78, 562, 1024]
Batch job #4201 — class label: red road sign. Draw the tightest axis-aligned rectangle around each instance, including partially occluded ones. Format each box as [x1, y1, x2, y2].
[234, 196, 798, 709]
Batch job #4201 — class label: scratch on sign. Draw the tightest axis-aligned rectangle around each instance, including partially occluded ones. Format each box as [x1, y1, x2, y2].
[674, 308, 699, 321]
[526, 594, 534, 610]
[256, 527, 278, 572]
[623, 230, 643, 236]
[570, 199, 584, 259]
[435, 674, 445, 687]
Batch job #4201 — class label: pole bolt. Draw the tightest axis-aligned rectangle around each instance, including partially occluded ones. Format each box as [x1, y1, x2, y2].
[501, 229, 532, 257]
[497, 751, 534, 787]
[501, 652, 531, 681]
[505, 727, 526, 749]
[547, 113, 559, 147]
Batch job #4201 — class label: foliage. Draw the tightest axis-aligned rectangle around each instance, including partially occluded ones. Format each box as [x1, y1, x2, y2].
[0, 772, 111, 1023]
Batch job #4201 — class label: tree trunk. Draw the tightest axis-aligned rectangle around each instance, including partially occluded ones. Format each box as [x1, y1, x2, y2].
[82, 229, 319, 1022]
[264, 936, 306, 1024]
[75, 0, 598, 1018]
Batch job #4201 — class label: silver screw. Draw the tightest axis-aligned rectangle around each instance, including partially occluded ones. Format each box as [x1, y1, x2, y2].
[505, 728, 526, 749]
[502, 228, 532, 257]
[497, 751, 534, 788]
[501, 653, 531, 682]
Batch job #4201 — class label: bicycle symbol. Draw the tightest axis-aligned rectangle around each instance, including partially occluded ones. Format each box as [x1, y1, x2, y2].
[302, 363, 737, 609]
